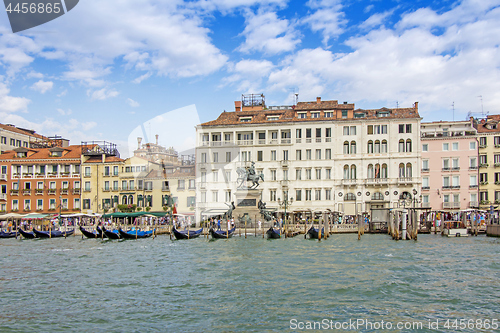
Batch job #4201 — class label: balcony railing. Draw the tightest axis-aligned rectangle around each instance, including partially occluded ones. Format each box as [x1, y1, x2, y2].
[365, 178, 388, 185]
[469, 166, 478, 170]
[22, 189, 31, 195]
[341, 179, 358, 186]
[210, 141, 222, 147]
[237, 140, 253, 146]
[469, 201, 478, 208]
[281, 138, 292, 144]
[0, 174, 7, 181]
[422, 202, 431, 208]
[443, 202, 461, 209]
[162, 186, 170, 191]
[280, 160, 289, 167]
[325, 138, 331, 142]
[315, 138, 321, 143]
[469, 184, 478, 189]
[422, 168, 429, 172]
[398, 177, 415, 184]
[422, 186, 430, 190]
[0, 193, 6, 200]
[48, 189, 57, 195]
[442, 167, 450, 171]
[296, 139, 302, 143]
[452, 167, 460, 171]
[72, 188, 81, 195]
[257, 139, 266, 145]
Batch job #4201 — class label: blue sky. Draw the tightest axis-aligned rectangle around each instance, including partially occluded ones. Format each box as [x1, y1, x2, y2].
[1, 0, 499, 156]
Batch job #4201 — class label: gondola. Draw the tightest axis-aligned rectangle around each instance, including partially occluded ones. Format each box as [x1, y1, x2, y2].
[210, 227, 236, 239]
[80, 226, 104, 239]
[102, 226, 121, 239]
[18, 228, 36, 239]
[285, 230, 301, 238]
[0, 230, 17, 238]
[306, 226, 324, 239]
[118, 228, 154, 239]
[33, 228, 75, 238]
[172, 226, 203, 240]
[266, 227, 281, 239]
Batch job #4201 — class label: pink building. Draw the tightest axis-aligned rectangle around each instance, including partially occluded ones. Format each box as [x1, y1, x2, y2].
[421, 120, 478, 210]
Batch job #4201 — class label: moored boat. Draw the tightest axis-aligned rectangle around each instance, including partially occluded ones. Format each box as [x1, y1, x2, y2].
[266, 227, 280, 239]
[0, 230, 17, 238]
[80, 226, 104, 239]
[32, 228, 75, 238]
[210, 227, 235, 239]
[102, 226, 121, 239]
[306, 226, 324, 239]
[172, 226, 203, 240]
[442, 221, 469, 237]
[118, 228, 154, 239]
[18, 228, 36, 239]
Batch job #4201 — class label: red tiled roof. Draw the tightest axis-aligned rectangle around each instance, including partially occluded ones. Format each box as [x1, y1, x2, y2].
[0, 123, 47, 140]
[0, 145, 84, 162]
[83, 155, 125, 163]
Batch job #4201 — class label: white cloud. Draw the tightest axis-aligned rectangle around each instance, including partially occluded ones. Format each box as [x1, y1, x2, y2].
[57, 89, 68, 97]
[31, 80, 54, 94]
[126, 98, 140, 107]
[238, 10, 301, 55]
[132, 72, 152, 84]
[88, 88, 120, 101]
[27, 71, 44, 79]
[303, 0, 346, 45]
[0, 82, 31, 113]
[222, 59, 274, 92]
[359, 10, 395, 30]
[57, 108, 73, 116]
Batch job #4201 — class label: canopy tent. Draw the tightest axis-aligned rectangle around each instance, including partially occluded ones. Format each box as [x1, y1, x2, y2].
[21, 213, 50, 220]
[0, 213, 25, 220]
[101, 212, 168, 219]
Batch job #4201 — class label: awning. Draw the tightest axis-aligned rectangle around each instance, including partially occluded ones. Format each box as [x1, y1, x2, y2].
[0, 213, 25, 220]
[21, 213, 49, 220]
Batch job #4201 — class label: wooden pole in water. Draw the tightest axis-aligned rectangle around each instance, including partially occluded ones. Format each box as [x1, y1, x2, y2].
[254, 215, 257, 237]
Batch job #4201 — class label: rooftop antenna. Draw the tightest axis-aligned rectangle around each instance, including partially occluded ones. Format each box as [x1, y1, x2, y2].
[478, 95, 484, 115]
[452, 101, 455, 121]
[396, 101, 399, 109]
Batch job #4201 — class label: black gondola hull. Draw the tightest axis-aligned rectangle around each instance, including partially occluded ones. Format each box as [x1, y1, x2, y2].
[210, 227, 235, 239]
[18, 229, 36, 239]
[33, 229, 75, 238]
[0, 231, 17, 238]
[266, 227, 281, 239]
[118, 228, 153, 239]
[172, 227, 203, 240]
[102, 226, 121, 239]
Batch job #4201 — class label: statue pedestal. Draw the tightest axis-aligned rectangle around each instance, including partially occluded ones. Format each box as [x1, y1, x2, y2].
[233, 189, 262, 223]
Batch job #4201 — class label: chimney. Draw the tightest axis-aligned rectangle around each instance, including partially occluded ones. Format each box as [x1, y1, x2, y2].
[316, 97, 321, 104]
[414, 102, 419, 110]
[155, 134, 159, 145]
[137, 137, 142, 149]
[102, 154, 105, 163]
[235, 101, 242, 112]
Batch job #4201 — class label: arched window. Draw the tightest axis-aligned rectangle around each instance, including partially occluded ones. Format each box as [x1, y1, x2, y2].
[374, 140, 380, 153]
[372, 192, 384, 200]
[367, 140, 373, 154]
[122, 195, 127, 205]
[381, 163, 388, 178]
[343, 165, 350, 179]
[400, 191, 412, 200]
[350, 141, 357, 154]
[345, 193, 356, 201]
[350, 165, 357, 179]
[128, 195, 134, 205]
[367, 164, 374, 179]
[399, 139, 405, 152]
[399, 163, 405, 177]
[374, 164, 381, 179]
[343, 141, 349, 154]
[406, 139, 412, 152]
[406, 163, 412, 178]
[381, 140, 388, 153]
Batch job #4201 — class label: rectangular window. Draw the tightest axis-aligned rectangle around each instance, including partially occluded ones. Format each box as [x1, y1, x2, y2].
[315, 149, 321, 160]
[315, 128, 321, 137]
[305, 189, 312, 201]
[311, 112, 320, 118]
[84, 166, 91, 176]
[325, 189, 331, 200]
[271, 170, 277, 181]
[104, 181, 110, 191]
[296, 129, 302, 138]
[306, 169, 312, 180]
[113, 166, 118, 175]
[296, 190, 302, 201]
[325, 128, 331, 137]
[341, 110, 347, 119]
[381, 125, 388, 134]
[399, 124, 404, 133]
[470, 141, 476, 150]
[452, 142, 459, 151]
[271, 150, 277, 161]
[213, 171, 218, 182]
[480, 173, 488, 183]
[443, 159, 450, 169]
[325, 149, 331, 159]
[422, 160, 429, 170]
[470, 157, 477, 168]
[315, 169, 321, 180]
[423, 177, 429, 187]
[343, 126, 349, 135]
[350, 126, 356, 135]
[452, 176, 460, 187]
[479, 137, 487, 146]
[283, 150, 288, 161]
[443, 176, 450, 187]
[443, 143, 449, 151]
[226, 152, 231, 162]
[201, 153, 207, 163]
[270, 190, 276, 201]
[306, 149, 311, 160]
[283, 170, 288, 181]
[479, 155, 487, 165]
[367, 125, 373, 135]
[296, 169, 301, 180]
[306, 128, 311, 138]
[315, 190, 321, 201]
[470, 175, 477, 186]
[452, 158, 459, 169]
[326, 169, 331, 179]
[296, 150, 302, 161]
[213, 152, 218, 163]
[422, 144, 428, 152]
[212, 191, 218, 202]
[406, 124, 412, 133]
[178, 179, 185, 189]
[257, 151, 263, 161]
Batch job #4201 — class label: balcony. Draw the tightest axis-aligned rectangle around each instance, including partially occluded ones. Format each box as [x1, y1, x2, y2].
[469, 201, 479, 208]
[452, 185, 461, 189]
[469, 166, 478, 170]
[398, 177, 415, 184]
[365, 178, 389, 186]
[237, 140, 253, 146]
[342, 179, 358, 186]
[0, 174, 7, 181]
[280, 180, 289, 187]
[162, 186, 170, 191]
[422, 168, 429, 172]
[280, 160, 289, 167]
[281, 138, 292, 144]
[479, 163, 488, 168]
[306, 138, 312, 143]
[325, 138, 332, 143]
[452, 167, 460, 171]
[442, 167, 450, 172]
[257, 139, 266, 145]
[83, 173, 92, 178]
[296, 139, 302, 144]
[479, 144, 486, 149]
[0, 193, 6, 200]
[315, 138, 321, 143]
[442, 185, 451, 190]
[443, 202, 461, 209]
[422, 202, 431, 208]
[10, 189, 19, 196]
[48, 189, 57, 195]
[72, 188, 81, 195]
[22, 173, 34, 178]
[22, 189, 31, 195]
[422, 186, 430, 190]
[469, 184, 478, 189]
[210, 141, 222, 147]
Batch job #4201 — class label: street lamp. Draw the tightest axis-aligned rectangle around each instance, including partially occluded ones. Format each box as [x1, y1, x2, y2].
[278, 193, 293, 237]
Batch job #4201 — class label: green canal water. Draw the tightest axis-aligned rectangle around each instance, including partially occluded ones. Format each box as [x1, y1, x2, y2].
[0, 234, 499, 332]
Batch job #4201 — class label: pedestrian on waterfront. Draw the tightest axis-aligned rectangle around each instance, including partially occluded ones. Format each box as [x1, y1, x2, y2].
[217, 219, 221, 231]
[258, 220, 262, 230]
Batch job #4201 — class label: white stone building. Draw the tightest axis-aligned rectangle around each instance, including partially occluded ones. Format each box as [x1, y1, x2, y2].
[195, 95, 422, 222]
